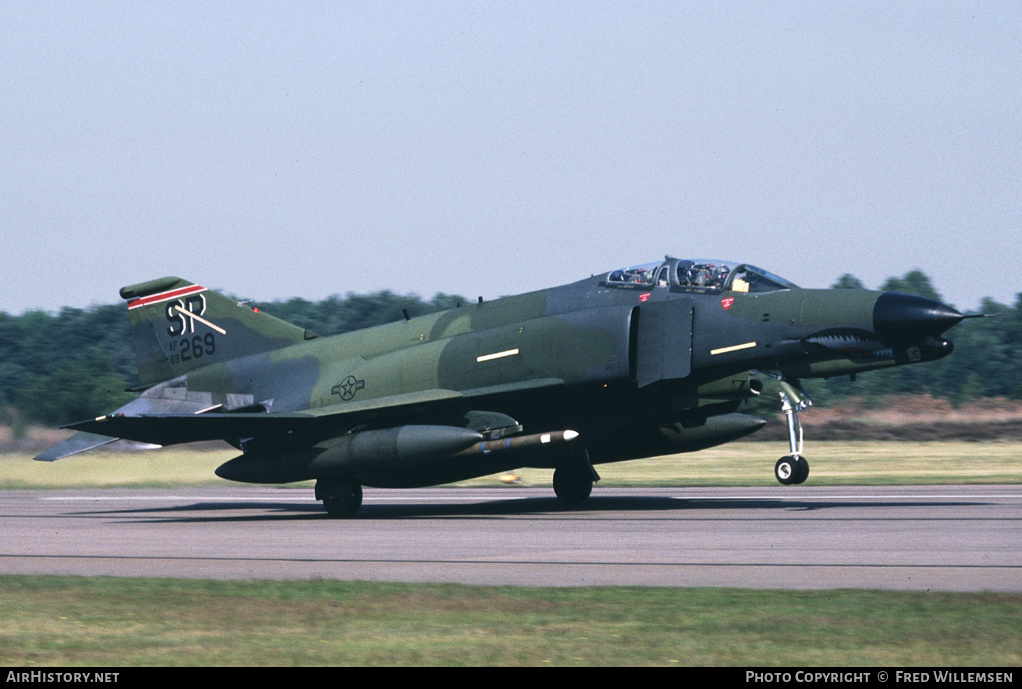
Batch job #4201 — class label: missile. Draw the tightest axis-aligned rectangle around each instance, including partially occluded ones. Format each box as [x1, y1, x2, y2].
[453, 429, 580, 457]
[215, 424, 483, 484]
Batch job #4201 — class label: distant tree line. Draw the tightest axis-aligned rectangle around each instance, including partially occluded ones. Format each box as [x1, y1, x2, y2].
[1, 273, 1019, 429]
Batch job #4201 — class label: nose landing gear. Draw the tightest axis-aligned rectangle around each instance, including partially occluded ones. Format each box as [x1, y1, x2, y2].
[775, 379, 811, 485]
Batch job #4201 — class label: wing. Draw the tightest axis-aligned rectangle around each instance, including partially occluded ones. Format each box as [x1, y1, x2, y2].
[38, 378, 565, 460]
[59, 389, 465, 448]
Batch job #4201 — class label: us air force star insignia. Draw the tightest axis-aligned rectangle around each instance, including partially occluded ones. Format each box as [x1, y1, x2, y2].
[332, 375, 365, 400]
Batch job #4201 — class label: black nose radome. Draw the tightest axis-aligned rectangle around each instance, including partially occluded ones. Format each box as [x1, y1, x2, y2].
[873, 292, 965, 345]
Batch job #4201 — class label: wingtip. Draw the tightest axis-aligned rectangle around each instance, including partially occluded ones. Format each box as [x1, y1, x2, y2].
[33, 432, 119, 462]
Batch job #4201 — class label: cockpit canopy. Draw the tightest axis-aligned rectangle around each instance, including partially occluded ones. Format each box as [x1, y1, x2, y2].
[604, 258, 797, 294]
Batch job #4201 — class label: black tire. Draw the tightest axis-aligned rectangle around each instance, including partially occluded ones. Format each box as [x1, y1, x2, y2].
[553, 465, 593, 506]
[774, 456, 798, 485]
[320, 480, 363, 518]
[793, 457, 810, 484]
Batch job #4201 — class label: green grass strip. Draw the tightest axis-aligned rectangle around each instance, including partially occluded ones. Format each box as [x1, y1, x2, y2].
[1, 576, 1020, 666]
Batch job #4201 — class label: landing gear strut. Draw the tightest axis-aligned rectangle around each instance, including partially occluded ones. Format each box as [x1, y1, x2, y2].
[775, 379, 811, 485]
[553, 450, 600, 506]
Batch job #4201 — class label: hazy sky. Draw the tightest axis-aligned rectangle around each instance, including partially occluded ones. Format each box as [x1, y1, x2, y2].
[2, 2, 1019, 315]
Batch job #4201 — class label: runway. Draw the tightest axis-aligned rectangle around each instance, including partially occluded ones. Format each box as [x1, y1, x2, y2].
[1, 485, 1020, 590]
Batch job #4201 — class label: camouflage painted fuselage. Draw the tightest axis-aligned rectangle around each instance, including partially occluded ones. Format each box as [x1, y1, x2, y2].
[50, 257, 964, 491]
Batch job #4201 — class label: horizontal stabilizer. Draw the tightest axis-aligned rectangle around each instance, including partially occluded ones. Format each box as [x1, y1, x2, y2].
[34, 431, 120, 462]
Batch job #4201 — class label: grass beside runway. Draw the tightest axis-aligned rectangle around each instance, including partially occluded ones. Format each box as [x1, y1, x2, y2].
[1, 576, 1019, 666]
[3, 441, 1021, 489]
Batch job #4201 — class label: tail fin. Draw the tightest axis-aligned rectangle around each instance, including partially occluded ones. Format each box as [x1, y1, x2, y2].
[120, 277, 318, 388]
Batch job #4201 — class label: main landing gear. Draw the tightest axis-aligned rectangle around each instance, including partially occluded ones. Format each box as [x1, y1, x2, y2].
[553, 450, 601, 506]
[316, 478, 363, 518]
[774, 379, 811, 486]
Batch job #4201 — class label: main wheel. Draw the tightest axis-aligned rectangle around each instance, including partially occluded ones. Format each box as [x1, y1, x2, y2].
[318, 479, 363, 518]
[553, 465, 593, 506]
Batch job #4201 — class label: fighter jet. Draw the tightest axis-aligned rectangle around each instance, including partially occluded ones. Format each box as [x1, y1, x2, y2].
[36, 257, 968, 516]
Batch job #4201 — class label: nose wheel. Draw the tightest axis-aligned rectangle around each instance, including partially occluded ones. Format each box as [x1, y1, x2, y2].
[775, 454, 809, 485]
